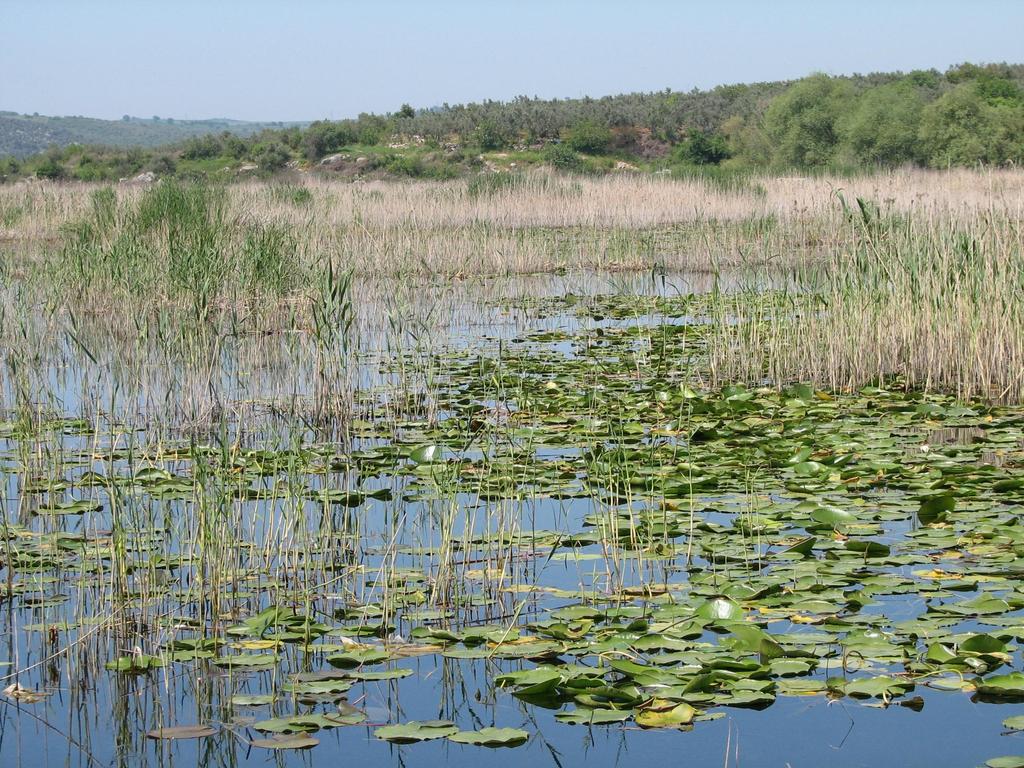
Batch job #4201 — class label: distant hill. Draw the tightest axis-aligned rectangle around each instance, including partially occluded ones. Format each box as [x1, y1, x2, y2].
[0, 112, 308, 157]
[5, 62, 1024, 180]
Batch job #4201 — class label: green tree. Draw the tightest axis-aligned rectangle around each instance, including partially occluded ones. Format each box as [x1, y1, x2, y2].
[302, 121, 357, 160]
[839, 82, 925, 166]
[918, 84, 1024, 166]
[763, 74, 856, 168]
[181, 135, 222, 160]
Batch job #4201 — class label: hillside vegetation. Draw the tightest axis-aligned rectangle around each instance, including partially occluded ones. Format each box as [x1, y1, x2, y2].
[0, 112, 303, 158]
[3, 62, 1023, 182]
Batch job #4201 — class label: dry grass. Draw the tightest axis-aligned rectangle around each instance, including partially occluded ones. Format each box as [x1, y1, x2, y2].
[3, 168, 1022, 277]
[2, 167, 1023, 404]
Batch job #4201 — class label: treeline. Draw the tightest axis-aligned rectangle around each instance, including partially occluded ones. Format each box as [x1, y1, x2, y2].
[4, 62, 1023, 183]
[0, 112, 302, 159]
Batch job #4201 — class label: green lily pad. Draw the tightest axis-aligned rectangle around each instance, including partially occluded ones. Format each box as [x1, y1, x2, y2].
[250, 734, 319, 750]
[375, 720, 459, 743]
[635, 701, 697, 728]
[145, 724, 217, 740]
[447, 727, 530, 747]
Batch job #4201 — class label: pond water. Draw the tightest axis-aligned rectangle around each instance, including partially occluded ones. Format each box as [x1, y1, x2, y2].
[2, 271, 1024, 767]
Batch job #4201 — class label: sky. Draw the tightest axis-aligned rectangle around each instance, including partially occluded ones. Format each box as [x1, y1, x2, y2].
[3, 0, 1023, 122]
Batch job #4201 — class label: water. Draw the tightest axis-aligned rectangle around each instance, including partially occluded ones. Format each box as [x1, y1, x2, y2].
[2, 269, 1023, 767]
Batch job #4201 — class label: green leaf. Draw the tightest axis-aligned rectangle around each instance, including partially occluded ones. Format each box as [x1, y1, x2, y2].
[375, 720, 458, 743]
[918, 494, 955, 524]
[145, 724, 216, 740]
[986, 757, 1024, 768]
[410, 445, 440, 464]
[554, 708, 631, 725]
[249, 734, 319, 750]
[695, 596, 743, 622]
[635, 701, 697, 728]
[447, 727, 530, 747]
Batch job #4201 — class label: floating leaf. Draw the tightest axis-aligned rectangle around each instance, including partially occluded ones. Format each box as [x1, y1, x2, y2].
[696, 596, 743, 622]
[986, 758, 1024, 768]
[918, 494, 955, 525]
[375, 720, 458, 743]
[146, 724, 217, 740]
[635, 700, 697, 728]
[250, 734, 319, 750]
[447, 727, 530, 747]
[554, 708, 631, 725]
[409, 445, 440, 464]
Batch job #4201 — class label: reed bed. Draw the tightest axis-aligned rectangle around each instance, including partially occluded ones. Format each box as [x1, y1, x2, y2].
[2, 168, 1022, 280]
[708, 198, 1024, 401]
[1, 168, 1023, 418]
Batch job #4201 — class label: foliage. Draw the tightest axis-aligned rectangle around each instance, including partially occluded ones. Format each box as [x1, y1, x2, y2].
[35, 154, 67, 180]
[763, 74, 857, 168]
[838, 81, 926, 166]
[470, 120, 508, 151]
[5, 62, 1024, 181]
[918, 83, 1024, 166]
[675, 129, 730, 165]
[252, 142, 290, 172]
[543, 142, 583, 171]
[564, 120, 613, 154]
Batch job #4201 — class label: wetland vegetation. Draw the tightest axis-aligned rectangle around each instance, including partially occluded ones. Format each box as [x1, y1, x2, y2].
[1, 166, 1024, 767]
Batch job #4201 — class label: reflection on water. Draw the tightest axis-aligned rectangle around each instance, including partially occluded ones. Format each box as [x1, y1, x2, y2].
[2, 268, 1022, 768]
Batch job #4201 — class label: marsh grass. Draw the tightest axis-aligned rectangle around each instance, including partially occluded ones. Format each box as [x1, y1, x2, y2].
[1, 168, 1023, 435]
[708, 194, 1024, 401]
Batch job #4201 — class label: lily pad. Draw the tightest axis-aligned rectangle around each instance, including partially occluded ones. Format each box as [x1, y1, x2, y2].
[447, 727, 530, 747]
[375, 720, 459, 743]
[145, 724, 217, 740]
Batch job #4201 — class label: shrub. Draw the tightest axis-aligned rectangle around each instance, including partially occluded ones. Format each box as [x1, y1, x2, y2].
[181, 135, 222, 160]
[470, 120, 507, 151]
[252, 142, 290, 172]
[151, 155, 178, 175]
[381, 153, 424, 177]
[36, 156, 67, 180]
[564, 120, 613, 154]
[543, 142, 583, 172]
[302, 121, 358, 160]
[675, 130, 731, 165]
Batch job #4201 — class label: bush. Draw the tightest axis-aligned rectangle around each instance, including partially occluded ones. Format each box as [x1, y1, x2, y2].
[675, 130, 731, 165]
[381, 153, 424, 177]
[302, 120, 358, 160]
[222, 134, 248, 160]
[181, 135, 222, 160]
[151, 155, 178, 175]
[543, 142, 583, 172]
[252, 142, 290, 172]
[470, 120, 507, 151]
[564, 120, 613, 154]
[36, 156, 67, 180]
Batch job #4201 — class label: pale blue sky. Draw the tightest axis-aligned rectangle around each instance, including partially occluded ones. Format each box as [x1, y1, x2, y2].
[3, 0, 1023, 121]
